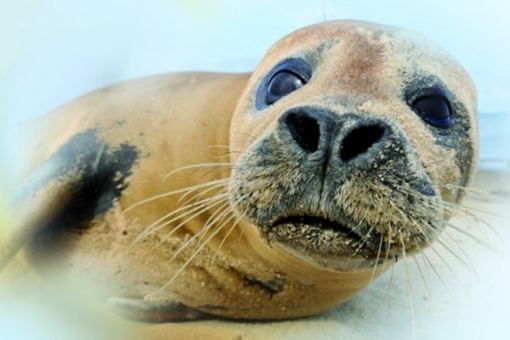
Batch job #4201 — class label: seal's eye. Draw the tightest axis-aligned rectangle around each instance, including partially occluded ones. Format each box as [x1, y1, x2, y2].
[407, 84, 454, 130]
[412, 95, 452, 129]
[255, 58, 312, 110]
[266, 71, 305, 105]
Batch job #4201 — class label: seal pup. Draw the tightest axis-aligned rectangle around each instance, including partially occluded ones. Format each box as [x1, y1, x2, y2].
[0, 20, 477, 321]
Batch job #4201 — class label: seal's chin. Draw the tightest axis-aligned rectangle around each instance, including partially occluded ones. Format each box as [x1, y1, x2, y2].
[260, 215, 385, 271]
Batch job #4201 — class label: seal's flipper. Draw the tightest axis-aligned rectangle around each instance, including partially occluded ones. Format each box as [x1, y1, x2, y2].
[106, 296, 210, 322]
[0, 168, 78, 271]
[0, 129, 138, 271]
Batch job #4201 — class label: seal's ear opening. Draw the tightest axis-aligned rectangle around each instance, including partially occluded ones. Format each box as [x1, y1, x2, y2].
[255, 58, 313, 111]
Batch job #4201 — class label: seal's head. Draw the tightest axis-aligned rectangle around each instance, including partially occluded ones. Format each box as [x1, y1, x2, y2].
[229, 20, 477, 271]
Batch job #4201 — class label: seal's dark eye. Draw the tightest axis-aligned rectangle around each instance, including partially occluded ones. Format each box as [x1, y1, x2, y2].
[255, 58, 312, 110]
[412, 95, 452, 129]
[266, 71, 305, 104]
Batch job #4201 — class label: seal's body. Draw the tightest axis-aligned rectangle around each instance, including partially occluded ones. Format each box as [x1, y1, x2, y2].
[0, 20, 477, 321]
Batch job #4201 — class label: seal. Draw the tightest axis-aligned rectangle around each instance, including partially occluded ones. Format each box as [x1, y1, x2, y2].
[0, 20, 477, 321]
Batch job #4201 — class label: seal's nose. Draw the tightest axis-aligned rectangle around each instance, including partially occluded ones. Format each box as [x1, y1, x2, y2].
[282, 109, 388, 162]
[339, 125, 386, 162]
[284, 111, 321, 153]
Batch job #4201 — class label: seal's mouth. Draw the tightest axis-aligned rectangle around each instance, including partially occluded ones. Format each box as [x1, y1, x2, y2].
[265, 214, 377, 254]
[272, 215, 362, 242]
[261, 214, 383, 270]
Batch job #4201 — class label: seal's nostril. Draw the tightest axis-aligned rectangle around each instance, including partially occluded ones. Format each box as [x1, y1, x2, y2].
[285, 112, 320, 153]
[340, 125, 386, 162]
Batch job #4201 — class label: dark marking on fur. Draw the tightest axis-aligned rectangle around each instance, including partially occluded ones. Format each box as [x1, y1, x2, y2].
[243, 276, 284, 298]
[16, 129, 139, 220]
[107, 296, 209, 322]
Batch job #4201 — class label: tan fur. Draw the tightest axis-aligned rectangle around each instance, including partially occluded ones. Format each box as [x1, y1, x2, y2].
[0, 20, 477, 320]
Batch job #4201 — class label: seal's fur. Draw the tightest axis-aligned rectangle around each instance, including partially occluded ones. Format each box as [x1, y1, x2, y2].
[0, 20, 477, 321]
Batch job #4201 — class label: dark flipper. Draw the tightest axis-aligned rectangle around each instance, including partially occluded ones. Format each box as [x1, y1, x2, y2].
[0, 129, 138, 270]
[0, 172, 76, 270]
[106, 296, 210, 322]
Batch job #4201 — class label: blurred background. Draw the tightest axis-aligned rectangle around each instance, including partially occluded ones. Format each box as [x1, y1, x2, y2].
[0, 1, 509, 339]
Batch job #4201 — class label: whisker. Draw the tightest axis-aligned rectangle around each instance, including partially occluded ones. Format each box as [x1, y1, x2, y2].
[188, 200, 232, 252]
[176, 179, 229, 207]
[430, 244, 457, 277]
[152, 185, 249, 294]
[434, 238, 479, 277]
[444, 222, 504, 254]
[211, 214, 240, 264]
[421, 220, 477, 273]
[353, 224, 375, 255]
[350, 220, 364, 233]
[162, 163, 234, 182]
[322, 0, 327, 22]
[203, 144, 231, 151]
[124, 178, 227, 213]
[420, 250, 450, 292]
[158, 223, 213, 273]
[438, 228, 475, 268]
[442, 200, 509, 221]
[155, 194, 229, 247]
[370, 239, 395, 315]
[444, 203, 505, 241]
[133, 193, 227, 245]
[399, 231, 416, 339]
[364, 235, 384, 299]
[149, 217, 231, 297]
[235, 215, 249, 255]
[412, 245, 431, 298]
[235, 131, 258, 143]
[215, 150, 243, 158]
[196, 167, 232, 181]
[433, 183, 489, 196]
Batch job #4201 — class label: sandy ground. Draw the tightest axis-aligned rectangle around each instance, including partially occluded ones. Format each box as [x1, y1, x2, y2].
[0, 169, 509, 340]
